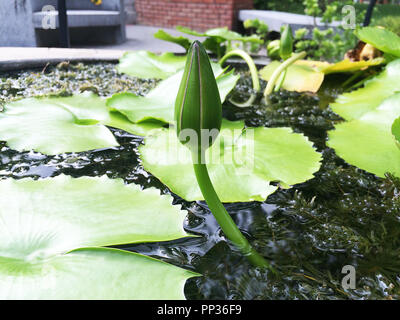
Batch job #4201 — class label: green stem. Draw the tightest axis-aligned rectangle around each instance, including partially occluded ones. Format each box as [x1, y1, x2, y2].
[341, 71, 363, 89]
[219, 49, 260, 92]
[192, 152, 275, 271]
[219, 49, 260, 108]
[264, 51, 307, 101]
[347, 73, 375, 91]
[274, 69, 287, 92]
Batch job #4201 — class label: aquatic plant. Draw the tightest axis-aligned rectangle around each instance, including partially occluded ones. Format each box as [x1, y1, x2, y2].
[117, 51, 187, 79]
[140, 119, 321, 202]
[155, 26, 263, 59]
[262, 25, 308, 99]
[0, 61, 238, 154]
[108, 61, 239, 134]
[154, 27, 263, 107]
[3, 61, 400, 299]
[139, 46, 322, 203]
[355, 27, 400, 59]
[330, 59, 400, 120]
[267, 40, 281, 60]
[0, 175, 197, 299]
[0, 92, 142, 154]
[392, 117, 400, 149]
[219, 49, 260, 107]
[328, 59, 400, 178]
[173, 41, 271, 269]
[260, 58, 383, 95]
[243, 19, 269, 53]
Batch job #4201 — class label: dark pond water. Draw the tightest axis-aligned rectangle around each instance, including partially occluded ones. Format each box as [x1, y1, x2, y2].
[1, 62, 399, 300]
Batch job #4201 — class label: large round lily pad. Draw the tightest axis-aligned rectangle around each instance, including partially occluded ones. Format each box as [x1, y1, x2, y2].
[107, 63, 239, 125]
[139, 120, 322, 202]
[331, 59, 400, 121]
[0, 175, 196, 299]
[0, 92, 158, 155]
[328, 93, 400, 178]
[116, 51, 187, 79]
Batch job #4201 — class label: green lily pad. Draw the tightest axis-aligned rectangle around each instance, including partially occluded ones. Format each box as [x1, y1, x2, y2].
[294, 58, 384, 74]
[107, 65, 239, 127]
[355, 27, 400, 58]
[139, 120, 322, 202]
[259, 61, 325, 93]
[318, 58, 384, 74]
[117, 51, 187, 79]
[153, 26, 262, 56]
[260, 58, 384, 94]
[154, 29, 192, 51]
[0, 92, 151, 154]
[0, 175, 196, 299]
[328, 93, 400, 178]
[331, 59, 400, 121]
[392, 117, 400, 149]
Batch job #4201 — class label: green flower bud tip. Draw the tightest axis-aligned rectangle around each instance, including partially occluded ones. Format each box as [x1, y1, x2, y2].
[267, 40, 281, 60]
[280, 25, 293, 60]
[175, 40, 222, 153]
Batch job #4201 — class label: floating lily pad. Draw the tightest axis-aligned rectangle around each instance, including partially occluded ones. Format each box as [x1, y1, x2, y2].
[355, 27, 400, 58]
[0, 175, 196, 299]
[259, 61, 325, 93]
[117, 51, 187, 79]
[260, 57, 384, 94]
[0, 92, 151, 154]
[140, 120, 321, 202]
[331, 59, 400, 120]
[328, 93, 400, 178]
[107, 65, 239, 127]
[392, 117, 400, 149]
[153, 26, 262, 56]
[318, 58, 384, 74]
[294, 58, 383, 74]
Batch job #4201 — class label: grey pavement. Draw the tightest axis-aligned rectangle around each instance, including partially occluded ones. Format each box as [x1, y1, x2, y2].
[0, 25, 269, 71]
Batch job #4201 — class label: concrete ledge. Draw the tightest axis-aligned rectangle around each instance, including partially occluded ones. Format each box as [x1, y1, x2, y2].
[0, 48, 125, 71]
[0, 46, 270, 73]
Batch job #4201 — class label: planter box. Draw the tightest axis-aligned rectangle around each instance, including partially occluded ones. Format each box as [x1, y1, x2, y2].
[135, 0, 253, 32]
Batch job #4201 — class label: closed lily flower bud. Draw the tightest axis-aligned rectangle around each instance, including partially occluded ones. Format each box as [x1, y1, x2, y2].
[175, 41, 222, 154]
[280, 25, 293, 60]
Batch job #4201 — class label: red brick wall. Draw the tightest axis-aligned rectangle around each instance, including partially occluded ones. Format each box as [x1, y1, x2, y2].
[135, 0, 253, 31]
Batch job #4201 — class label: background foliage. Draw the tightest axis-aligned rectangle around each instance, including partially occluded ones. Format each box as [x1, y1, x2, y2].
[253, 0, 400, 61]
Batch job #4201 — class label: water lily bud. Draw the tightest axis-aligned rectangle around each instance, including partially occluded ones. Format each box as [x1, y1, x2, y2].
[267, 40, 281, 60]
[280, 25, 293, 60]
[175, 41, 222, 153]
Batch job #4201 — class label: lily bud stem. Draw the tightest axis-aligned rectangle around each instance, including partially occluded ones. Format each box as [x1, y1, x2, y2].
[264, 51, 307, 101]
[192, 151, 276, 272]
[219, 49, 260, 108]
